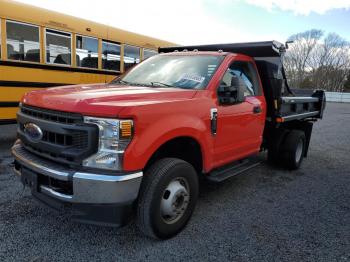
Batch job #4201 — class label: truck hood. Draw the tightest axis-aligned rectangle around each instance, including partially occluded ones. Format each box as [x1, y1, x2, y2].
[22, 83, 197, 117]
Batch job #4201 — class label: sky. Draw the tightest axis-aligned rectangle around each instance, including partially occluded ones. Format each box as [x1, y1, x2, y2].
[15, 0, 350, 45]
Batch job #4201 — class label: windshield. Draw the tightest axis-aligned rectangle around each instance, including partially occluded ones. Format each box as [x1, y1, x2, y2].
[114, 54, 224, 89]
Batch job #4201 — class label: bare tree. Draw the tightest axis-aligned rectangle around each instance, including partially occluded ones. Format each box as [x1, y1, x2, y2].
[284, 29, 350, 92]
[284, 29, 323, 88]
[309, 33, 350, 91]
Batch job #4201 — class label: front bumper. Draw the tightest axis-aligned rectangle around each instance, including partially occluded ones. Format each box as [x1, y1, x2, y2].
[11, 143, 143, 226]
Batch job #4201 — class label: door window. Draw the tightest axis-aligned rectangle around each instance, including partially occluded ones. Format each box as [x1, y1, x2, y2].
[221, 61, 260, 96]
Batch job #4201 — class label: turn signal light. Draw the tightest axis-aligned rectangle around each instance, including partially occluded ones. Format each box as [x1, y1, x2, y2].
[120, 120, 133, 139]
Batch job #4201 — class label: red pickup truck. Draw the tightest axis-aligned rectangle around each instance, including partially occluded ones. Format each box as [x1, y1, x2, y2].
[12, 41, 325, 239]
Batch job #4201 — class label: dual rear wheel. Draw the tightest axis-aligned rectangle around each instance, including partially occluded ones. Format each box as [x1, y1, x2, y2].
[268, 129, 306, 170]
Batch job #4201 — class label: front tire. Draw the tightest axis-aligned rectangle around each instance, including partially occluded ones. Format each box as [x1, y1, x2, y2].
[136, 158, 199, 239]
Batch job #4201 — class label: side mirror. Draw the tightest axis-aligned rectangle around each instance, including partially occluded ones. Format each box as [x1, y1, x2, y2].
[218, 75, 245, 105]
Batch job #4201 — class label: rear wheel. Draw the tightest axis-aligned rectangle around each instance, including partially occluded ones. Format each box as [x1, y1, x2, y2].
[136, 158, 199, 239]
[267, 129, 288, 165]
[281, 130, 306, 170]
[267, 145, 281, 164]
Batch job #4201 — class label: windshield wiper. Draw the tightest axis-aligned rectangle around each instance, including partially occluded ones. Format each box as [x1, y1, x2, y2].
[111, 79, 145, 86]
[112, 79, 130, 84]
[150, 82, 176, 88]
[112, 80, 178, 88]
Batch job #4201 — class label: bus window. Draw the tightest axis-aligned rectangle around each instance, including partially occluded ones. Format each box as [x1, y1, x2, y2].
[124, 45, 140, 71]
[46, 29, 71, 65]
[143, 49, 157, 60]
[6, 20, 40, 62]
[76, 35, 98, 68]
[102, 40, 121, 71]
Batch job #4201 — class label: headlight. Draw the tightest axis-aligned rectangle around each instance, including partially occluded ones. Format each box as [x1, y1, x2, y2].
[83, 117, 133, 170]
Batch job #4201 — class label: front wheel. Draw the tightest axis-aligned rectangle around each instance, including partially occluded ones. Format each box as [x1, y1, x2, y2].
[136, 158, 199, 239]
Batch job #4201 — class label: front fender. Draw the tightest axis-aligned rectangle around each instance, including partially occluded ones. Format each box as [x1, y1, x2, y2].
[123, 114, 212, 171]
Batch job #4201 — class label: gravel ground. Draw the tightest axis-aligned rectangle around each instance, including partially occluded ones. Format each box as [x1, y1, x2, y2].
[0, 124, 17, 142]
[0, 103, 349, 262]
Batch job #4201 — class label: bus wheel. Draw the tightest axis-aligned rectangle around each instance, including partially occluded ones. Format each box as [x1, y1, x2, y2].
[136, 158, 198, 239]
[281, 130, 306, 170]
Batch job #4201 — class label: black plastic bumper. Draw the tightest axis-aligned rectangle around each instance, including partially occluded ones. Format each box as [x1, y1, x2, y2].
[32, 188, 134, 227]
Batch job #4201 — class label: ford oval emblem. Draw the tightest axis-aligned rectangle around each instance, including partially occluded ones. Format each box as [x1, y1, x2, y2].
[24, 123, 43, 142]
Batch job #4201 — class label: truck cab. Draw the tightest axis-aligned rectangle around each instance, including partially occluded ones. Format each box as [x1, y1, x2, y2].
[12, 41, 326, 239]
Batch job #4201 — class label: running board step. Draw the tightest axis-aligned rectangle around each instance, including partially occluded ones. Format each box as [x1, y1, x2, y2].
[206, 158, 261, 183]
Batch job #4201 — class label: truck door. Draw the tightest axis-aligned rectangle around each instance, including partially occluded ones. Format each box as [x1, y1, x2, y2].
[213, 60, 265, 167]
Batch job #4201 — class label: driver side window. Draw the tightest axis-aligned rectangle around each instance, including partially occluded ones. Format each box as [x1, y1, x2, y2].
[220, 61, 258, 96]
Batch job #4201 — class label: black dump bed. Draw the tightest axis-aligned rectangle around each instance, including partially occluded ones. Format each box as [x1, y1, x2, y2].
[159, 41, 326, 123]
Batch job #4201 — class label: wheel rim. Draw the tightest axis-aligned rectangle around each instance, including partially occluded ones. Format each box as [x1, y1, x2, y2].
[295, 139, 303, 163]
[160, 177, 190, 224]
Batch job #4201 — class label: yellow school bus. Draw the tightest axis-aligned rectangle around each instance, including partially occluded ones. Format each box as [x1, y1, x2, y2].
[0, 0, 175, 124]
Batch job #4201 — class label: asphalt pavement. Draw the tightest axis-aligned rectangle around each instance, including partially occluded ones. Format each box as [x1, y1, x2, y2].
[0, 102, 349, 261]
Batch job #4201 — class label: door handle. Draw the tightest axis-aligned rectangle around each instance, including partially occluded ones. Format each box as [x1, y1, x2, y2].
[253, 106, 262, 114]
[210, 108, 218, 135]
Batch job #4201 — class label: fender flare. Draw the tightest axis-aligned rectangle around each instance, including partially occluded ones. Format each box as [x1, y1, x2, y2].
[123, 115, 212, 171]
